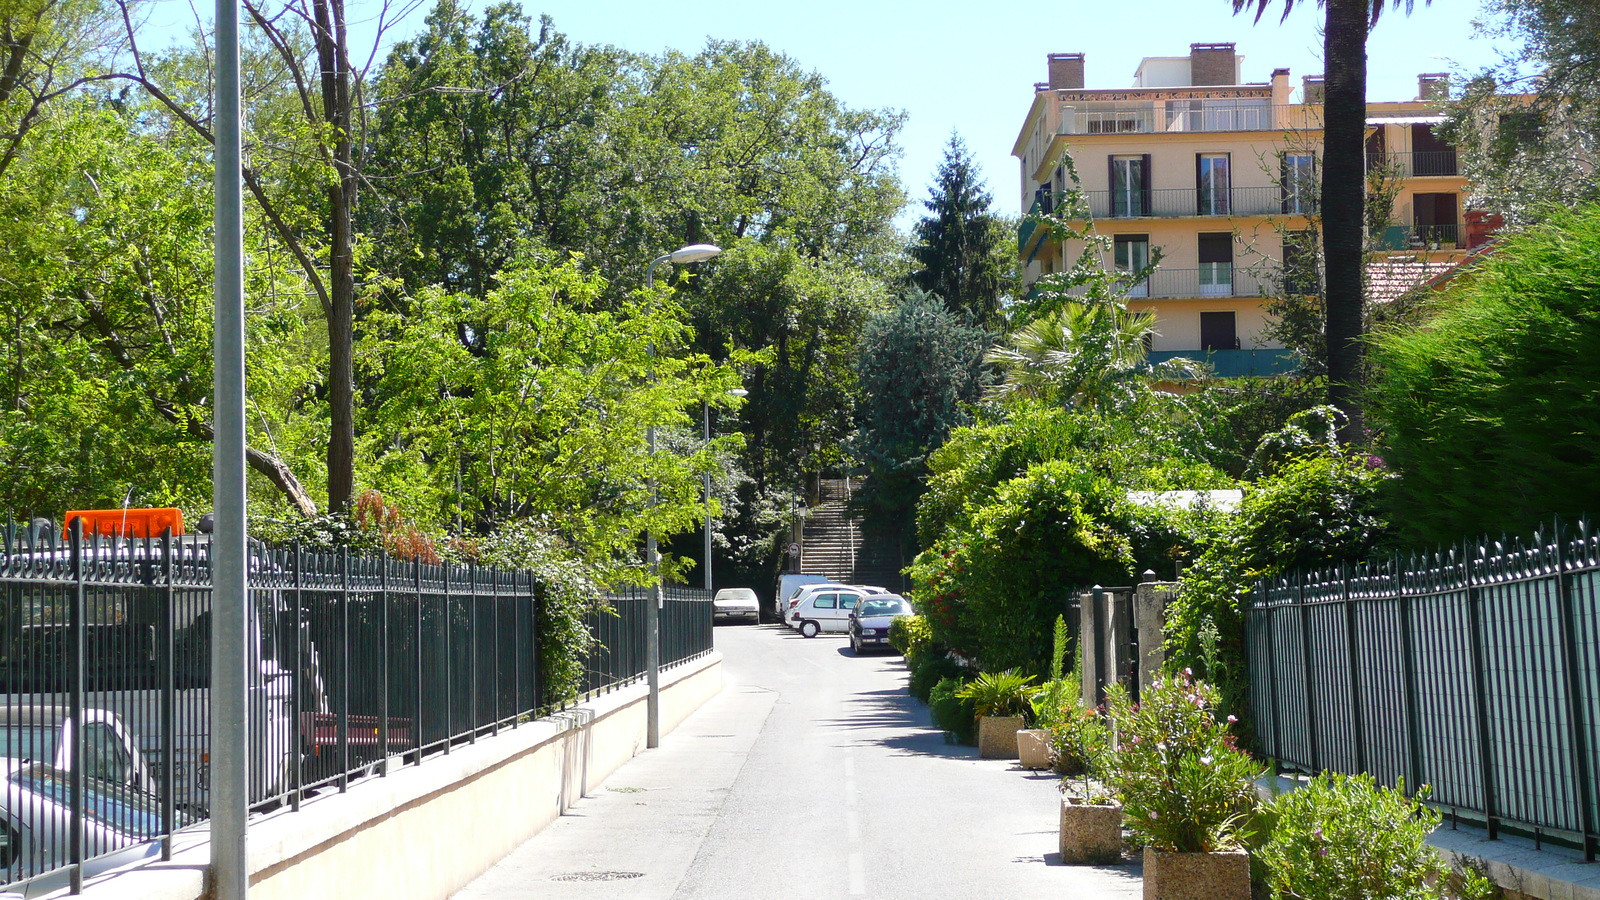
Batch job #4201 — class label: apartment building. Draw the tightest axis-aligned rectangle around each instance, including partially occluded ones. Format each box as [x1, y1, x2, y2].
[1013, 44, 1485, 378]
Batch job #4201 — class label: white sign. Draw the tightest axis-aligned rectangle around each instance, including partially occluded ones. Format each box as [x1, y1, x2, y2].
[787, 542, 801, 557]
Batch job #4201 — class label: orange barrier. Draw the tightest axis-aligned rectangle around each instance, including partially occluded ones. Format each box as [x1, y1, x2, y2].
[62, 508, 185, 539]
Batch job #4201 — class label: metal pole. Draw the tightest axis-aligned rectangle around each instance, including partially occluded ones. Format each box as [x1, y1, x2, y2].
[703, 401, 712, 592]
[644, 255, 666, 749]
[211, 0, 249, 889]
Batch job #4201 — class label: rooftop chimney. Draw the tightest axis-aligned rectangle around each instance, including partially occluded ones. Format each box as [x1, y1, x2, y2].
[1418, 72, 1451, 101]
[1302, 75, 1326, 104]
[1048, 53, 1085, 90]
[1190, 43, 1237, 86]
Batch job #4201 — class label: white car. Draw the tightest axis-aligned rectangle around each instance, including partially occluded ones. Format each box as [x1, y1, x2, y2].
[789, 586, 890, 638]
[711, 588, 760, 624]
[785, 584, 887, 630]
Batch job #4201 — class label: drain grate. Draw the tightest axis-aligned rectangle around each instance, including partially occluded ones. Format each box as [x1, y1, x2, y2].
[551, 871, 645, 883]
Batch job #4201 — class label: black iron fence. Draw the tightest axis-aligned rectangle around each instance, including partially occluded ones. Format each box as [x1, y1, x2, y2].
[0, 524, 712, 891]
[1248, 519, 1600, 859]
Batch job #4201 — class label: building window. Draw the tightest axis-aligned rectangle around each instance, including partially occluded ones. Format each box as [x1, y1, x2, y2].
[1414, 192, 1460, 247]
[1196, 153, 1231, 215]
[1110, 155, 1150, 217]
[1281, 153, 1317, 214]
[1198, 232, 1233, 295]
[1411, 123, 1458, 176]
[1114, 234, 1150, 297]
[1283, 230, 1319, 295]
[1200, 311, 1239, 351]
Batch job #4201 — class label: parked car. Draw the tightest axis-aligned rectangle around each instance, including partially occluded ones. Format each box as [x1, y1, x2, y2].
[0, 707, 155, 797]
[785, 584, 887, 630]
[0, 759, 187, 890]
[848, 595, 914, 654]
[790, 586, 886, 638]
[712, 588, 760, 624]
[773, 574, 832, 622]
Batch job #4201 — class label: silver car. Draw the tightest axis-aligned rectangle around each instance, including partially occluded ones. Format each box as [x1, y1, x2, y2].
[712, 588, 761, 624]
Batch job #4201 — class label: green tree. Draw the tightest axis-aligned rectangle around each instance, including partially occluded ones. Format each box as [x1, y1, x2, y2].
[985, 300, 1194, 410]
[1443, 0, 1600, 224]
[358, 258, 744, 581]
[1234, 0, 1431, 443]
[852, 288, 988, 515]
[908, 135, 1011, 326]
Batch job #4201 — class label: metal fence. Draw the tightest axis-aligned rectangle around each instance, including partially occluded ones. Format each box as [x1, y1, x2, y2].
[0, 523, 712, 891]
[1248, 519, 1600, 859]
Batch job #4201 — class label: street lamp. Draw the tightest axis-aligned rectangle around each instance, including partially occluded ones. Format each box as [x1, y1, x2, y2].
[643, 243, 720, 749]
[703, 388, 748, 592]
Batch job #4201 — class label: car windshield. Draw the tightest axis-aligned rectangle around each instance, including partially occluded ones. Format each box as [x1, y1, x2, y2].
[0, 725, 57, 763]
[858, 599, 909, 617]
[11, 763, 174, 836]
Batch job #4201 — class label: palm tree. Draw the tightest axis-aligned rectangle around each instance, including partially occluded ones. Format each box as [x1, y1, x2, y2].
[986, 300, 1197, 409]
[1234, 0, 1430, 443]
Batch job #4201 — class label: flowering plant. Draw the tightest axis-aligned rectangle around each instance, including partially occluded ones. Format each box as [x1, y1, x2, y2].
[1051, 704, 1113, 802]
[1101, 671, 1263, 852]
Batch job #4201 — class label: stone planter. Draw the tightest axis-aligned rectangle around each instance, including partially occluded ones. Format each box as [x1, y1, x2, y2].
[1058, 797, 1123, 865]
[1017, 728, 1052, 768]
[977, 715, 1024, 759]
[1142, 847, 1251, 900]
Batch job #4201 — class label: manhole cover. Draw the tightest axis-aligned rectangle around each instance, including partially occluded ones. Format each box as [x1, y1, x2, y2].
[551, 871, 645, 883]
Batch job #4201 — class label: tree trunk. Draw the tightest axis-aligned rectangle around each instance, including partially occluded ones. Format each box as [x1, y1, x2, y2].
[1322, 0, 1368, 443]
[313, 0, 357, 512]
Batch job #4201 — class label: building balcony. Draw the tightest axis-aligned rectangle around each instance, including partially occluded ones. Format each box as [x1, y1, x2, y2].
[1018, 196, 1044, 256]
[1080, 186, 1312, 219]
[1374, 221, 1463, 251]
[1146, 348, 1299, 378]
[1367, 150, 1459, 177]
[1075, 266, 1278, 300]
[1057, 101, 1321, 136]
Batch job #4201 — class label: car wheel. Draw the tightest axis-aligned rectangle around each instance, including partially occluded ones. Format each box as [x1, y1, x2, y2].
[850, 634, 861, 654]
[800, 620, 820, 638]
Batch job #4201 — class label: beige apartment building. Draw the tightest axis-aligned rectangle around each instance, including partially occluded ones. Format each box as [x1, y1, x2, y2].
[1013, 43, 1486, 378]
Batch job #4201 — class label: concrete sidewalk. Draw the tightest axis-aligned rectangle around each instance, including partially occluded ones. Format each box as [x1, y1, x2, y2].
[451, 681, 777, 898]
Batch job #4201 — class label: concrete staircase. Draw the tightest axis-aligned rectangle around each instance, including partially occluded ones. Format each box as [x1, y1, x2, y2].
[800, 477, 910, 593]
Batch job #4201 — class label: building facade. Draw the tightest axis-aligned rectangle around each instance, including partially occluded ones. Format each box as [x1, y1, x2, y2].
[1013, 44, 1484, 378]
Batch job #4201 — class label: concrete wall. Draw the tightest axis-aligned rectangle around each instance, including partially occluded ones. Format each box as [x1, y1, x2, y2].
[47, 653, 723, 900]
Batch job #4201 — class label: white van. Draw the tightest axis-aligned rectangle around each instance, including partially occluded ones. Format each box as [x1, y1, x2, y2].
[773, 574, 832, 622]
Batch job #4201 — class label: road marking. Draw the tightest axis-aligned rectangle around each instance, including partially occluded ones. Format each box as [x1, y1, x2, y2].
[848, 852, 866, 895]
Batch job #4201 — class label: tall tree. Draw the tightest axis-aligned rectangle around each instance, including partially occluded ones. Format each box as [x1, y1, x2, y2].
[1235, 0, 1429, 443]
[908, 134, 1009, 327]
[1444, 0, 1600, 224]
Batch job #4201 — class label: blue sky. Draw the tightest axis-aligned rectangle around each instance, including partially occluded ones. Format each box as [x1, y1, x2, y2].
[157, 0, 1514, 227]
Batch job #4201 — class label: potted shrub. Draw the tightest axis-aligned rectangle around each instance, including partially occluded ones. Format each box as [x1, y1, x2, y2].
[1055, 705, 1122, 865]
[1103, 672, 1262, 900]
[955, 669, 1036, 759]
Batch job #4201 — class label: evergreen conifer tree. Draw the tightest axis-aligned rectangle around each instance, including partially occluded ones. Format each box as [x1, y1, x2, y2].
[910, 134, 1007, 327]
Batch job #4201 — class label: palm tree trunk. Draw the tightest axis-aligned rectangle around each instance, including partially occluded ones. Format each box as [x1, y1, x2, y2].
[1322, 0, 1368, 442]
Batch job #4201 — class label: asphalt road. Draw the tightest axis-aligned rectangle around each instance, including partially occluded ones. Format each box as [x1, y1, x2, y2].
[453, 623, 1142, 899]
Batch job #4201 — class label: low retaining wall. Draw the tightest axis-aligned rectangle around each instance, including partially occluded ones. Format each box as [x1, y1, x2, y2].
[48, 653, 723, 900]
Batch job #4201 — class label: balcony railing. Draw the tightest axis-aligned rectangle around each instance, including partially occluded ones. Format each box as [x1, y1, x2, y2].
[1367, 149, 1459, 177]
[1068, 266, 1279, 300]
[1058, 102, 1322, 136]
[1083, 186, 1314, 219]
[1146, 348, 1299, 378]
[1375, 221, 1463, 251]
[1017, 197, 1045, 256]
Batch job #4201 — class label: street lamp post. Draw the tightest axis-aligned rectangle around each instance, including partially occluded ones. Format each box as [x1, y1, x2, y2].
[702, 388, 747, 592]
[644, 243, 720, 749]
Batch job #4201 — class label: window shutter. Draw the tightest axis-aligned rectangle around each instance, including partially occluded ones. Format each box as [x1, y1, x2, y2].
[1279, 152, 1290, 213]
[1198, 232, 1233, 263]
[1140, 154, 1152, 215]
[1108, 155, 1117, 215]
